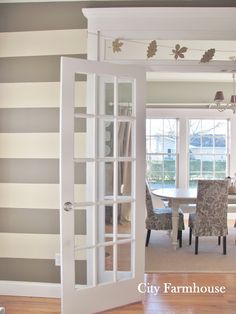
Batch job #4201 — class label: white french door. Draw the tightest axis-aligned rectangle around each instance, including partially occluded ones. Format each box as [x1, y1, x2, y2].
[60, 57, 146, 314]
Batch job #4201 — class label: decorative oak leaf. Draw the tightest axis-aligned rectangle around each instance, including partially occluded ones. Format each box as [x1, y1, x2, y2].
[200, 48, 215, 63]
[172, 44, 188, 60]
[147, 40, 157, 58]
[112, 38, 123, 53]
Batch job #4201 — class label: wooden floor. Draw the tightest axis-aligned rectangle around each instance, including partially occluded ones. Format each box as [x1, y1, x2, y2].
[1, 273, 236, 314]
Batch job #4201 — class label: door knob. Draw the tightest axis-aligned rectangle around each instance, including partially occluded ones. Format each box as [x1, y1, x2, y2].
[63, 202, 73, 212]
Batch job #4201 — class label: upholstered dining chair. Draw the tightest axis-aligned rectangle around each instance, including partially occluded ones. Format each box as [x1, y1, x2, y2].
[188, 179, 228, 255]
[145, 181, 185, 248]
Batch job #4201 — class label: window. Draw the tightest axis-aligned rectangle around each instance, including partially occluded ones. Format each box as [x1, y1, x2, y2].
[146, 119, 178, 189]
[146, 110, 233, 191]
[189, 119, 229, 187]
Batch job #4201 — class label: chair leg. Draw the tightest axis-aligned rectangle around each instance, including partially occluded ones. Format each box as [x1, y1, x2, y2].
[218, 236, 221, 246]
[189, 227, 192, 245]
[178, 230, 182, 248]
[195, 236, 199, 255]
[145, 229, 151, 247]
[223, 236, 227, 255]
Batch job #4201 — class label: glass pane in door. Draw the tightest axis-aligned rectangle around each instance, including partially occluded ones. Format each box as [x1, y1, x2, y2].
[98, 120, 114, 158]
[118, 161, 132, 198]
[118, 121, 132, 157]
[74, 161, 95, 203]
[118, 80, 134, 116]
[98, 76, 115, 115]
[117, 242, 132, 272]
[74, 205, 94, 289]
[74, 73, 95, 114]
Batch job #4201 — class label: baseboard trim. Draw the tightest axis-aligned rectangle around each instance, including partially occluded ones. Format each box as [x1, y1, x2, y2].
[0, 281, 60, 298]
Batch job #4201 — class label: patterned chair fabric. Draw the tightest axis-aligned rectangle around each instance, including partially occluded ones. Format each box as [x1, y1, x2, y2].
[189, 180, 228, 237]
[145, 182, 185, 231]
[188, 213, 195, 230]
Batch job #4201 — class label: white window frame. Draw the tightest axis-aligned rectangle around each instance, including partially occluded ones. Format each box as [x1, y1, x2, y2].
[146, 118, 179, 189]
[188, 118, 230, 187]
[146, 107, 236, 189]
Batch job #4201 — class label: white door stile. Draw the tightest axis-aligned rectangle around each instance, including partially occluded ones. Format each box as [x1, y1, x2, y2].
[113, 76, 118, 283]
[60, 56, 76, 305]
[92, 74, 98, 288]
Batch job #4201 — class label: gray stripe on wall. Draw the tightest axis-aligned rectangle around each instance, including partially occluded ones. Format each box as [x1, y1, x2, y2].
[0, 159, 59, 184]
[1, 0, 235, 32]
[0, 208, 86, 234]
[0, 109, 58, 133]
[0, 108, 86, 133]
[74, 162, 86, 186]
[0, 258, 86, 284]
[0, 55, 87, 83]
[0, 2, 87, 32]
[0, 159, 86, 184]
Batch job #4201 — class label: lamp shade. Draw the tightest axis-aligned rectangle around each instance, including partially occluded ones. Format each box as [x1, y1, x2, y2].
[230, 95, 236, 104]
[214, 91, 224, 102]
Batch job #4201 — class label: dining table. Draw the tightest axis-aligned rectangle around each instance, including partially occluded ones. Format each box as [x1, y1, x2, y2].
[152, 188, 236, 250]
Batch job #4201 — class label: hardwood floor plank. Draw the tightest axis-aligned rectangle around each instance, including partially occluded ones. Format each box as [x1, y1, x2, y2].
[1, 273, 236, 313]
[102, 273, 236, 314]
[0, 296, 60, 314]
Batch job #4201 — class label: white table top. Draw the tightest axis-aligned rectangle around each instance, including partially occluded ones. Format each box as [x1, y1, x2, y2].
[153, 188, 236, 202]
[153, 188, 197, 200]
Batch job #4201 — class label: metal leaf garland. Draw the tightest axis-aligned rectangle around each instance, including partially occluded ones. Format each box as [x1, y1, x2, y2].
[110, 37, 218, 64]
[172, 44, 188, 60]
[200, 48, 215, 63]
[147, 40, 157, 58]
[112, 38, 124, 53]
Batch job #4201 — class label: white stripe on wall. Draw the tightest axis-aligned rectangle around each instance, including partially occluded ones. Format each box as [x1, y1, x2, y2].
[0, 133, 59, 158]
[0, 233, 86, 260]
[0, 133, 86, 158]
[0, 29, 87, 57]
[0, 183, 59, 209]
[0, 183, 86, 208]
[0, 82, 86, 108]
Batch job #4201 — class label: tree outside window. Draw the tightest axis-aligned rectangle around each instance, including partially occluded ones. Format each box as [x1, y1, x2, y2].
[189, 119, 229, 187]
[146, 119, 178, 190]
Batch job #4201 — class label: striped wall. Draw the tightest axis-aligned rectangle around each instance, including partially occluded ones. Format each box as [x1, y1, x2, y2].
[2, 0, 236, 288]
[0, 1, 91, 284]
[0, 0, 174, 287]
